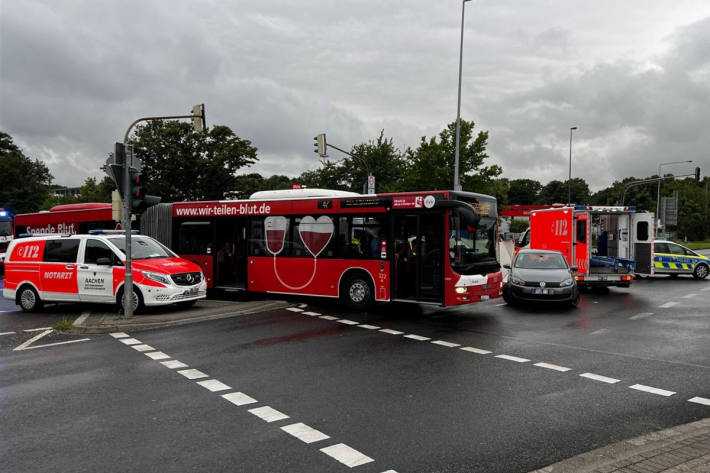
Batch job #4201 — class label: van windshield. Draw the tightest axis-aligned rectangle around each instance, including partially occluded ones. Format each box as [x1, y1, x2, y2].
[108, 237, 177, 260]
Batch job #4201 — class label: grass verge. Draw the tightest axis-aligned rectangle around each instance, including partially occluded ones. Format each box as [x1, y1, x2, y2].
[53, 317, 73, 332]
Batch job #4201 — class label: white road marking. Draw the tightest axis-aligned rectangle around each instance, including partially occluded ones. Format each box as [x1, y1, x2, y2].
[17, 338, 91, 350]
[534, 362, 571, 372]
[681, 293, 698, 299]
[222, 392, 258, 406]
[380, 329, 404, 335]
[303, 311, 321, 316]
[495, 303, 506, 306]
[431, 340, 460, 348]
[404, 334, 431, 341]
[337, 319, 359, 325]
[14, 329, 53, 351]
[145, 351, 170, 360]
[161, 360, 188, 369]
[659, 301, 679, 308]
[590, 329, 608, 335]
[248, 406, 289, 423]
[381, 471, 399, 473]
[460, 346, 492, 354]
[132, 344, 154, 352]
[320, 443, 374, 468]
[495, 354, 530, 363]
[358, 324, 381, 330]
[73, 311, 91, 326]
[629, 384, 675, 397]
[287, 307, 304, 312]
[281, 422, 330, 444]
[319, 315, 338, 321]
[23, 327, 52, 332]
[580, 372, 620, 384]
[688, 396, 710, 406]
[297, 303, 308, 308]
[0, 309, 20, 313]
[701, 287, 710, 292]
[0, 331, 16, 336]
[629, 312, 654, 320]
[196, 379, 231, 392]
[110, 332, 129, 338]
[120, 338, 141, 345]
[178, 369, 208, 380]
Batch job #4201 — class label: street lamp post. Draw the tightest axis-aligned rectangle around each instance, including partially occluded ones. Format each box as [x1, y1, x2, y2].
[568, 126, 577, 204]
[453, 0, 471, 192]
[655, 160, 692, 237]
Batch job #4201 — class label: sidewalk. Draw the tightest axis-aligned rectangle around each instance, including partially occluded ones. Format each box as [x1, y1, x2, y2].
[72, 298, 289, 334]
[531, 418, 710, 473]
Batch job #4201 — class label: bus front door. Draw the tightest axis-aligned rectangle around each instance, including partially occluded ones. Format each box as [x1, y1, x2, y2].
[215, 220, 248, 289]
[392, 213, 443, 303]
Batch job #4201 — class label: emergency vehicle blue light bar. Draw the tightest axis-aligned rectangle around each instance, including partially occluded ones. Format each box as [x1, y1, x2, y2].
[0, 211, 7, 216]
[88, 229, 140, 235]
[573, 205, 637, 212]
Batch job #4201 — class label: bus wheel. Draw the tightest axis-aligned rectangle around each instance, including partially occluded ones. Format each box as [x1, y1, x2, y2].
[342, 274, 373, 310]
[18, 286, 43, 312]
[694, 264, 709, 280]
[117, 287, 144, 314]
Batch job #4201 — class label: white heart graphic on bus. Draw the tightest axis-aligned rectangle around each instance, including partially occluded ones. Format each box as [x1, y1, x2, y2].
[265, 216, 289, 255]
[298, 216, 334, 257]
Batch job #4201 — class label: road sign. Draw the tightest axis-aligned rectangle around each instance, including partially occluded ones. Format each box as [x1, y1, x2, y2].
[661, 190, 678, 226]
[367, 174, 375, 195]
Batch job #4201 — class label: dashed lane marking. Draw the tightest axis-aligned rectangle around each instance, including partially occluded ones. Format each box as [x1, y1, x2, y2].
[689, 397, 710, 406]
[248, 406, 290, 423]
[580, 373, 620, 384]
[161, 360, 188, 369]
[221, 392, 258, 406]
[681, 293, 698, 299]
[196, 379, 231, 392]
[495, 354, 530, 363]
[177, 369, 208, 380]
[659, 301, 679, 308]
[286, 307, 304, 312]
[281, 422, 330, 444]
[403, 334, 431, 341]
[119, 338, 141, 345]
[303, 311, 321, 316]
[132, 344, 154, 352]
[629, 312, 654, 320]
[534, 362, 571, 372]
[23, 327, 52, 332]
[320, 443, 374, 468]
[629, 384, 675, 397]
[319, 315, 338, 321]
[358, 324, 381, 330]
[0, 331, 16, 336]
[110, 332, 129, 338]
[590, 329, 609, 335]
[460, 346, 491, 355]
[145, 351, 170, 360]
[337, 319, 359, 325]
[431, 340, 460, 348]
[380, 329, 404, 335]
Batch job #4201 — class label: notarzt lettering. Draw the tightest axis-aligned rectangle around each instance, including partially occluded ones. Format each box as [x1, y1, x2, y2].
[44, 272, 73, 280]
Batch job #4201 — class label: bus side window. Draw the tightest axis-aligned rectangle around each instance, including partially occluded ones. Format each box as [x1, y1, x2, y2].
[289, 217, 308, 257]
[248, 218, 267, 256]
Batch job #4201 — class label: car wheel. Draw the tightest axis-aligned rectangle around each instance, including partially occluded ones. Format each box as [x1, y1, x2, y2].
[502, 285, 515, 306]
[341, 274, 373, 310]
[118, 287, 143, 314]
[18, 286, 42, 312]
[693, 263, 709, 280]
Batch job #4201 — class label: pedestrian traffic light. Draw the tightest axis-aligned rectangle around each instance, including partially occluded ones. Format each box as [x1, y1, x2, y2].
[192, 103, 206, 133]
[129, 169, 161, 214]
[313, 133, 327, 157]
[695, 166, 701, 182]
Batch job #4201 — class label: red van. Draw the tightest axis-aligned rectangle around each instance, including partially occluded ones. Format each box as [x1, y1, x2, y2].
[2, 233, 207, 313]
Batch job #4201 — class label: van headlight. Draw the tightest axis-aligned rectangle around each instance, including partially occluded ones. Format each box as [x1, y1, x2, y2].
[143, 271, 171, 285]
[560, 277, 573, 287]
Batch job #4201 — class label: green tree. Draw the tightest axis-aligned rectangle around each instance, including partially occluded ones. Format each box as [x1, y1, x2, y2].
[230, 173, 296, 199]
[0, 131, 53, 213]
[131, 121, 258, 201]
[341, 131, 408, 193]
[508, 179, 542, 205]
[404, 119, 501, 192]
[297, 159, 350, 190]
[537, 178, 590, 205]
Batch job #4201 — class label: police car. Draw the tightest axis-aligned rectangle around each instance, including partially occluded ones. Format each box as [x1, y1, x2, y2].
[653, 239, 709, 279]
[2, 232, 207, 313]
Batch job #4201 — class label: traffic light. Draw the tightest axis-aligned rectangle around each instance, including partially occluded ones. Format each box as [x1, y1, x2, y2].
[129, 169, 161, 214]
[313, 133, 327, 157]
[695, 166, 701, 182]
[192, 104, 206, 133]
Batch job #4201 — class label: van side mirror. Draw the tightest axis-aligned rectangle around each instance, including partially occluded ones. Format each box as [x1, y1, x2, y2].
[96, 257, 112, 266]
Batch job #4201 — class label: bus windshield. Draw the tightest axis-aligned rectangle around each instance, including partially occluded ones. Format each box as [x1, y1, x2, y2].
[108, 236, 177, 260]
[448, 192, 500, 276]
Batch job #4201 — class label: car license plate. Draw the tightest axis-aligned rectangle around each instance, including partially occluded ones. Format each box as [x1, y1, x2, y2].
[532, 289, 550, 295]
[481, 295, 490, 301]
[183, 287, 198, 296]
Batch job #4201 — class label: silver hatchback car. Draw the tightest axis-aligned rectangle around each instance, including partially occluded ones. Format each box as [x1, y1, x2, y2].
[503, 249, 580, 308]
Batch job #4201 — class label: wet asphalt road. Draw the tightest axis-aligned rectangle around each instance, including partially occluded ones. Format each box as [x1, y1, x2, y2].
[1, 275, 709, 473]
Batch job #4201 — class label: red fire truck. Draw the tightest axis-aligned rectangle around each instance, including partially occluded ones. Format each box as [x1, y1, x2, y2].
[140, 188, 503, 308]
[529, 205, 654, 288]
[13, 203, 121, 236]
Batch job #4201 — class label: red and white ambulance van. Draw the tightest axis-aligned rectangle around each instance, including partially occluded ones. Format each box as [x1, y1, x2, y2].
[529, 205, 654, 288]
[2, 232, 207, 312]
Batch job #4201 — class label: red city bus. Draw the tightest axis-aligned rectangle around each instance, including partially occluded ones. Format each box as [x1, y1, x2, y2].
[141, 189, 503, 308]
[14, 203, 127, 236]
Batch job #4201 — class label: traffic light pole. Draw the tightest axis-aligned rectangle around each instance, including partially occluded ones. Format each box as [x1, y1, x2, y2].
[120, 107, 206, 317]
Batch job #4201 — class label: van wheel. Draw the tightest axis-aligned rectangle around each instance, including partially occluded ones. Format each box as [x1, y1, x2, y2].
[18, 286, 42, 312]
[694, 264, 709, 280]
[117, 287, 143, 314]
[341, 274, 374, 310]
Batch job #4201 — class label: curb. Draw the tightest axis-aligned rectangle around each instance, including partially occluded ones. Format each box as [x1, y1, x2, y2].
[71, 300, 289, 334]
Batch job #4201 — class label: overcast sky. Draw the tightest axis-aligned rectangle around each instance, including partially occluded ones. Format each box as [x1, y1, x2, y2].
[2, 0, 709, 191]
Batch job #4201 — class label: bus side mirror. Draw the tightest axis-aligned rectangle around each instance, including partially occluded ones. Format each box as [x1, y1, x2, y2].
[96, 257, 112, 266]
